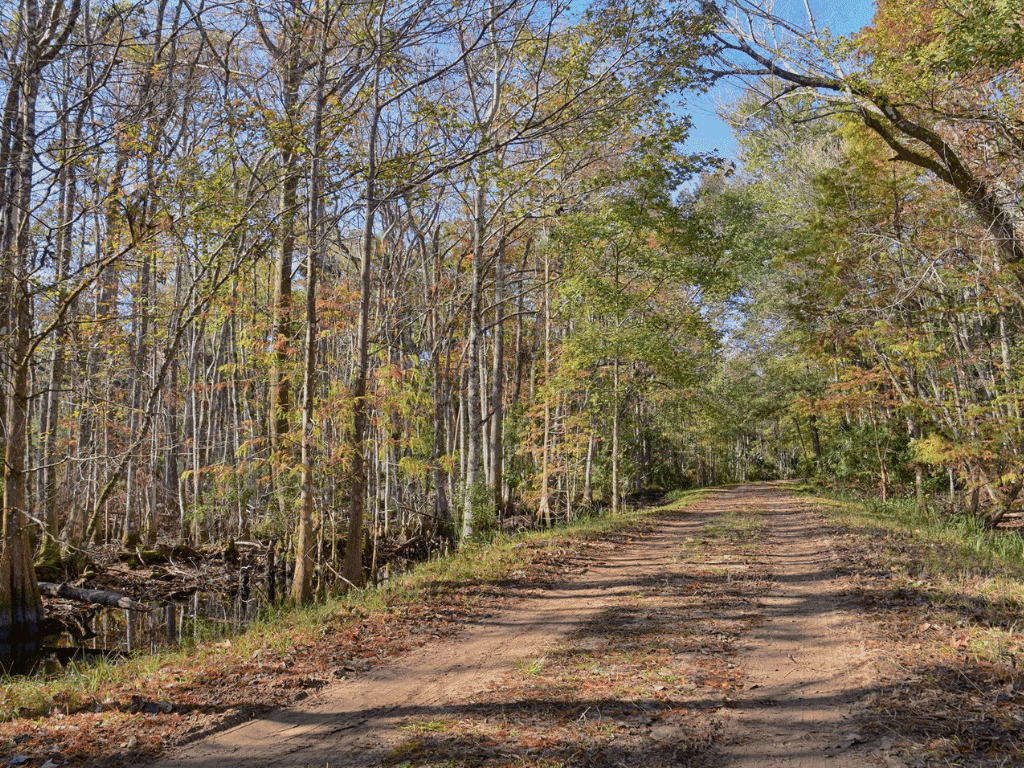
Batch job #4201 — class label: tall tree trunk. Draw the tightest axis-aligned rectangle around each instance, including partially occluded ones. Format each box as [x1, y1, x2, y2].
[343, 92, 382, 589]
[489, 238, 506, 518]
[0, 56, 51, 667]
[462, 182, 486, 540]
[293, 43, 327, 605]
[427, 225, 451, 531]
[267, 27, 304, 518]
[38, 82, 84, 565]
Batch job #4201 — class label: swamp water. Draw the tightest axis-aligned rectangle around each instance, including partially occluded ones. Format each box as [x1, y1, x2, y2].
[42, 559, 285, 664]
[37, 539, 426, 668]
[88, 589, 265, 655]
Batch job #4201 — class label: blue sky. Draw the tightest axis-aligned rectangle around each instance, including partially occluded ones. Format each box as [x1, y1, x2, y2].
[684, 0, 878, 160]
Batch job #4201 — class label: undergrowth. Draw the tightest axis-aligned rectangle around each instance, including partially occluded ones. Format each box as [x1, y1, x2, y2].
[810, 488, 1024, 580]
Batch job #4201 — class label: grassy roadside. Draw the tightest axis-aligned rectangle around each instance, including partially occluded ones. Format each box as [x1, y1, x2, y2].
[803, 487, 1024, 767]
[0, 489, 711, 767]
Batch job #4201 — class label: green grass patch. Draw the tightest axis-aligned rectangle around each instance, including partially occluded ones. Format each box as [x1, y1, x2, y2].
[703, 508, 765, 544]
[812, 492, 1024, 582]
[512, 656, 546, 676]
[399, 718, 458, 734]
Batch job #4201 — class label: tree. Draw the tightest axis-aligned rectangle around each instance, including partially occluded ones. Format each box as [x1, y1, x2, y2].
[0, 0, 81, 670]
[552, 143, 717, 511]
[701, 0, 1024, 271]
[0, 0, 720, 659]
[709, 61, 1024, 521]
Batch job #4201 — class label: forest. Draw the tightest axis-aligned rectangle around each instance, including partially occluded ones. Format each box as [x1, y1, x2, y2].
[1, 0, 1023, 668]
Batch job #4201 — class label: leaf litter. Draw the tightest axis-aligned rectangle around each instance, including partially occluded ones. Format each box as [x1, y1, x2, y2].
[828, 513, 1024, 767]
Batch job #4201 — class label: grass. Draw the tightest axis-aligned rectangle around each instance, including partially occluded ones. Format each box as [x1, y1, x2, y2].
[809, 489, 1024, 582]
[2, 489, 711, 725]
[513, 657, 547, 676]
[704, 507, 764, 544]
[399, 718, 458, 734]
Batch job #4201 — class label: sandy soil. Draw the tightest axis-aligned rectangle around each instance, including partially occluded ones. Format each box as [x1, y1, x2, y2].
[145, 484, 901, 768]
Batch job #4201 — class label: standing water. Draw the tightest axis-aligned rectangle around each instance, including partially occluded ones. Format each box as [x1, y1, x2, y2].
[42, 547, 288, 662]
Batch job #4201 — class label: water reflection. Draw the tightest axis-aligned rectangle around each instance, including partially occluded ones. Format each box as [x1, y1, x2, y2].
[47, 587, 265, 661]
[39, 550, 283, 664]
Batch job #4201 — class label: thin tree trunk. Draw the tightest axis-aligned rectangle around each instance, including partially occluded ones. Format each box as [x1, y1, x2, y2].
[38, 85, 83, 564]
[429, 224, 451, 531]
[463, 182, 486, 540]
[489, 238, 505, 518]
[293, 44, 327, 604]
[343, 88, 382, 589]
[611, 354, 620, 515]
[268, 31, 303, 518]
[538, 246, 552, 526]
[583, 423, 596, 508]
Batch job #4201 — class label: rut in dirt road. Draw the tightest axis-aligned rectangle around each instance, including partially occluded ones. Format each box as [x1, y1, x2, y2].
[707, 486, 887, 768]
[150, 484, 896, 768]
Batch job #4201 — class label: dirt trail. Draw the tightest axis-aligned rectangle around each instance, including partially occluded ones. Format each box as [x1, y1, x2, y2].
[711, 486, 881, 767]
[152, 484, 891, 768]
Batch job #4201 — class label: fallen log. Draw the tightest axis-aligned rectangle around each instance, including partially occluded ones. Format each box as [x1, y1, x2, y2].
[394, 535, 425, 557]
[38, 582, 149, 612]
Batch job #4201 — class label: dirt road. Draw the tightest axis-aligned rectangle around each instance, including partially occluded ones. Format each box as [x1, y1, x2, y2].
[152, 484, 896, 767]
